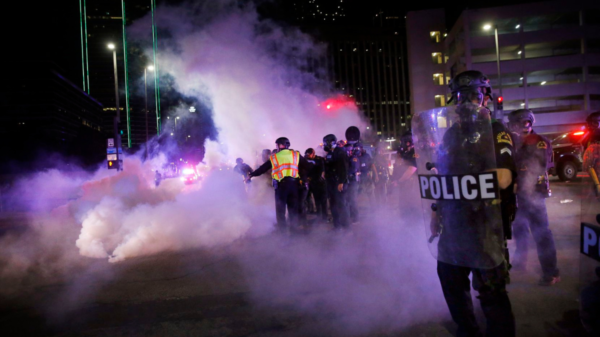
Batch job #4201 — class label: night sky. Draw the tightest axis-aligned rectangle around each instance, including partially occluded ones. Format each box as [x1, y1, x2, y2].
[7, 0, 541, 89]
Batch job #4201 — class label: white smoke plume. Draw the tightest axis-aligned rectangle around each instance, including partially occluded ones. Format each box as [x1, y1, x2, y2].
[0, 1, 451, 335]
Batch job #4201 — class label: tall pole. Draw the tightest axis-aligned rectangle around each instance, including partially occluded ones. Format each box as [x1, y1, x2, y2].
[83, 0, 90, 93]
[494, 26, 503, 98]
[144, 68, 149, 159]
[78, 0, 86, 92]
[121, 0, 131, 148]
[112, 48, 122, 171]
[151, 0, 161, 135]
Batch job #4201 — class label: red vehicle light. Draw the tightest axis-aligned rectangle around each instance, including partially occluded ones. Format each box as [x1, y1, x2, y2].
[573, 131, 585, 136]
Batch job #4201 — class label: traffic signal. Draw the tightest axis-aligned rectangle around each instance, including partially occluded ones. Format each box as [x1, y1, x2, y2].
[107, 160, 122, 170]
[497, 96, 504, 110]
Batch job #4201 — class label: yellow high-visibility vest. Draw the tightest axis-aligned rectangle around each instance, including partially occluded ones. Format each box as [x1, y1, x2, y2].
[270, 149, 300, 181]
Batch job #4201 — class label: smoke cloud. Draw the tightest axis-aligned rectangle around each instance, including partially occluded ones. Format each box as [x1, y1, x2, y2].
[0, 1, 451, 335]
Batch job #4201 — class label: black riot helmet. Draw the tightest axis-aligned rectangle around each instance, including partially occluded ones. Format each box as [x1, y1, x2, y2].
[508, 109, 535, 135]
[448, 70, 492, 107]
[353, 143, 363, 156]
[586, 112, 600, 130]
[323, 134, 337, 152]
[398, 132, 414, 155]
[275, 137, 291, 149]
[261, 149, 272, 162]
[344, 143, 354, 156]
[235, 158, 243, 164]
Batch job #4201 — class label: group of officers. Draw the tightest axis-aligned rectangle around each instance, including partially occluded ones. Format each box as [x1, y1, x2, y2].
[237, 130, 417, 232]
[233, 68, 600, 336]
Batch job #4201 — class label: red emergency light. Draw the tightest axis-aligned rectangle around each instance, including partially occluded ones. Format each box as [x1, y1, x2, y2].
[573, 131, 585, 136]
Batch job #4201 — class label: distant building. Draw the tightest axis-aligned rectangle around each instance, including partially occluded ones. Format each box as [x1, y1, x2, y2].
[407, 0, 600, 133]
[286, 2, 411, 141]
[79, 0, 156, 147]
[0, 62, 106, 171]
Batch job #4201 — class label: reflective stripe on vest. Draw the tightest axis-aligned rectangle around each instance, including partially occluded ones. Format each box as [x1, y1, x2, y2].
[269, 150, 300, 181]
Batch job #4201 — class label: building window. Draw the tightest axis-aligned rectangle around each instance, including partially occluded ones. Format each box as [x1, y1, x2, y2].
[430, 31, 441, 43]
[528, 95, 584, 113]
[433, 73, 444, 85]
[472, 44, 521, 63]
[435, 95, 446, 107]
[487, 72, 525, 89]
[432, 52, 443, 64]
[589, 67, 600, 82]
[525, 40, 581, 59]
[526, 67, 583, 86]
[588, 38, 600, 54]
[522, 12, 579, 32]
[585, 10, 600, 26]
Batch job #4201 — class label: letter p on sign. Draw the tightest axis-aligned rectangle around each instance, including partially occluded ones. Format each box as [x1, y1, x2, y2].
[581, 223, 600, 262]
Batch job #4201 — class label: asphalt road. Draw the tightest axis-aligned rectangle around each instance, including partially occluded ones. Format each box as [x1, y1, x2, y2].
[0, 178, 597, 337]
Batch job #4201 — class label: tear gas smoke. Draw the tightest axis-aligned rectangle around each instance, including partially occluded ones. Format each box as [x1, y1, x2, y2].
[0, 1, 450, 334]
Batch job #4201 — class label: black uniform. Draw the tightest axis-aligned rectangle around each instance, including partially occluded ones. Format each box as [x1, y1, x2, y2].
[324, 147, 350, 229]
[512, 130, 559, 279]
[250, 150, 309, 231]
[306, 155, 328, 221]
[234, 163, 253, 181]
[298, 158, 311, 224]
[436, 121, 516, 337]
[347, 153, 361, 222]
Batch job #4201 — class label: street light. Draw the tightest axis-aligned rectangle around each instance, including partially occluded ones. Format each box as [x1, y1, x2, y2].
[483, 23, 503, 116]
[144, 65, 154, 159]
[108, 43, 121, 170]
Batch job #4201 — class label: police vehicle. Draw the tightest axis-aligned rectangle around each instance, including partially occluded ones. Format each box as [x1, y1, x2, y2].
[550, 130, 587, 181]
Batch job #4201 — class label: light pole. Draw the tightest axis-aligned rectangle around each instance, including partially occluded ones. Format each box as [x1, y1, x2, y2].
[385, 137, 396, 150]
[484, 24, 503, 100]
[108, 43, 122, 171]
[144, 65, 155, 159]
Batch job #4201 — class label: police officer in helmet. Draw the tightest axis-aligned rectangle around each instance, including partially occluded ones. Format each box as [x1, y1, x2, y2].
[508, 109, 560, 285]
[345, 143, 361, 223]
[426, 70, 517, 336]
[323, 134, 350, 229]
[248, 137, 309, 233]
[390, 131, 418, 211]
[305, 148, 328, 222]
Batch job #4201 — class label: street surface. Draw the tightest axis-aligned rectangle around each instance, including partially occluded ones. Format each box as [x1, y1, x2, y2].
[0, 177, 595, 337]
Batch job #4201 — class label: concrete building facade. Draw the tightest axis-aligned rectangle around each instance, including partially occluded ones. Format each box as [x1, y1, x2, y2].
[407, 0, 600, 133]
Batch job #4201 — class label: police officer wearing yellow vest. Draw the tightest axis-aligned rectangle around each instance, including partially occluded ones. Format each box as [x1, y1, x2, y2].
[248, 137, 309, 232]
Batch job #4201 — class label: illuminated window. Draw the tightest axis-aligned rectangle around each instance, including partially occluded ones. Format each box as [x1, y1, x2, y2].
[433, 74, 444, 85]
[435, 95, 446, 107]
[430, 31, 441, 43]
[431, 52, 443, 64]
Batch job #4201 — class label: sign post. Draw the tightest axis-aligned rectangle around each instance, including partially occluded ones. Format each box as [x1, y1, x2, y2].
[107, 138, 122, 170]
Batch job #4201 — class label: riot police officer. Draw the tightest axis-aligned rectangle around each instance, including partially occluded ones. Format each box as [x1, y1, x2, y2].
[305, 148, 328, 222]
[420, 70, 516, 336]
[323, 134, 350, 229]
[372, 147, 389, 205]
[234, 158, 253, 180]
[508, 109, 560, 285]
[390, 132, 419, 211]
[345, 143, 360, 223]
[583, 112, 600, 195]
[248, 137, 309, 232]
[357, 144, 375, 205]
